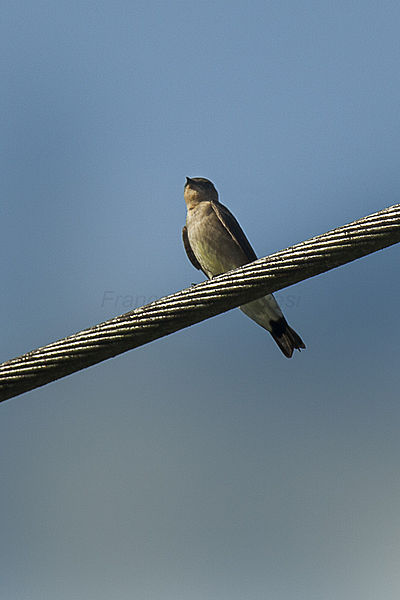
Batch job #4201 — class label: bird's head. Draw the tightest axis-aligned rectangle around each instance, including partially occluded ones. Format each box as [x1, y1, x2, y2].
[184, 177, 219, 207]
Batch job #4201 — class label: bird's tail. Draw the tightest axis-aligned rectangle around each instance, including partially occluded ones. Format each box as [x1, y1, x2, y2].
[240, 295, 305, 358]
[270, 318, 306, 358]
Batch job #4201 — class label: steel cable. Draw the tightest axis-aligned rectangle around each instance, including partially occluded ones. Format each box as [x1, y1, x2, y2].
[1, 202, 399, 402]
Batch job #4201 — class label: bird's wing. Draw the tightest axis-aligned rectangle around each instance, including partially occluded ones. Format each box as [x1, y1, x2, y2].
[211, 201, 258, 262]
[182, 225, 204, 272]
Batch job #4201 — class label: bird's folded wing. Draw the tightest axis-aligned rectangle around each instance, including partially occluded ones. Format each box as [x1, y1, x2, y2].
[211, 201, 258, 262]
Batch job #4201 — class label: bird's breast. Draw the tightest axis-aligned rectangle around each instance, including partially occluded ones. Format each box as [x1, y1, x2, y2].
[186, 203, 247, 278]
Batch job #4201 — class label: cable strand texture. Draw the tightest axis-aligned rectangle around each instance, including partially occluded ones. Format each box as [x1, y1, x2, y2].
[1, 203, 399, 402]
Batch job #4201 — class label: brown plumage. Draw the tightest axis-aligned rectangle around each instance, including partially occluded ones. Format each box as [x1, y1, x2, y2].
[182, 177, 305, 358]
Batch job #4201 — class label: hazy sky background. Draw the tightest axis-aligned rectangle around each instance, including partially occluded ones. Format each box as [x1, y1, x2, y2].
[2, 1, 400, 599]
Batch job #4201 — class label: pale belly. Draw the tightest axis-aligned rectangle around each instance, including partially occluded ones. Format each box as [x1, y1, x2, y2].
[186, 203, 284, 329]
[186, 203, 249, 278]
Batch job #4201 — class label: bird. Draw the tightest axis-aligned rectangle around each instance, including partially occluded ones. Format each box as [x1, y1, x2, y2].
[182, 177, 305, 358]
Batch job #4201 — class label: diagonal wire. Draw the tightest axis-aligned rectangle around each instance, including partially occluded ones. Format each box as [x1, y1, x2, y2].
[1, 203, 399, 402]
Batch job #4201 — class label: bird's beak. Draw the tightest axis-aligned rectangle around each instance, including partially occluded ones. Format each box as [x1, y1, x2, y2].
[185, 176, 193, 186]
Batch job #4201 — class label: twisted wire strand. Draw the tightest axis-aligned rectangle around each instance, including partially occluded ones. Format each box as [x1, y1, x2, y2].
[1, 203, 399, 402]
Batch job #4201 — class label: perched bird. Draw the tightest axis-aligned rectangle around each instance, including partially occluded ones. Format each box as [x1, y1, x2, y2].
[182, 177, 305, 358]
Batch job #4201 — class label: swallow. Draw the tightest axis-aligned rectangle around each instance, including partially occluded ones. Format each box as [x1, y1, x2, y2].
[182, 177, 305, 357]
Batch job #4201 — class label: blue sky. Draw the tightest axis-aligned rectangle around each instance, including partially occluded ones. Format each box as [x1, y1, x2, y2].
[2, 2, 400, 599]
